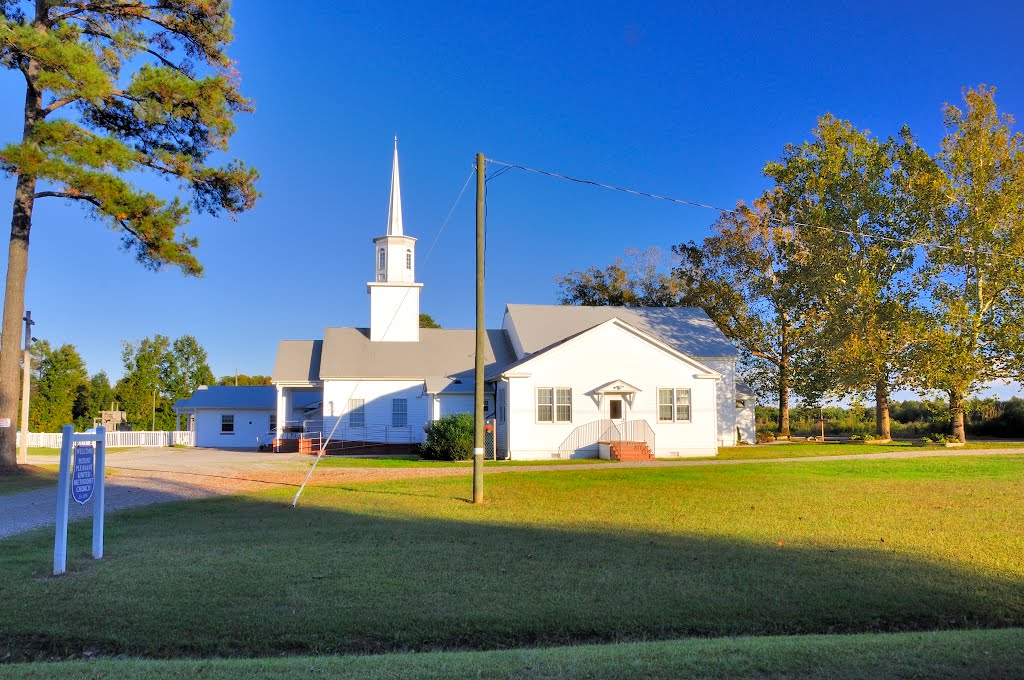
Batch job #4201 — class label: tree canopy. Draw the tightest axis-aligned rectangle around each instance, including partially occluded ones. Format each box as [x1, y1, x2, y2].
[0, 1, 257, 467]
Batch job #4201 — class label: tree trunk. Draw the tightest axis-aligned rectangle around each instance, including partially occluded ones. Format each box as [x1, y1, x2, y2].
[0, 67, 42, 470]
[874, 379, 891, 440]
[949, 389, 966, 443]
[777, 358, 791, 437]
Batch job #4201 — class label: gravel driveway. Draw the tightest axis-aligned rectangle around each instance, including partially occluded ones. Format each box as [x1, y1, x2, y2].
[3, 446, 1021, 540]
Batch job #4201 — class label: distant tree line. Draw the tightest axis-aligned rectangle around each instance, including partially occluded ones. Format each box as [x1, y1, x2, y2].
[25, 334, 267, 432]
[757, 398, 1024, 440]
[558, 85, 1024, 442]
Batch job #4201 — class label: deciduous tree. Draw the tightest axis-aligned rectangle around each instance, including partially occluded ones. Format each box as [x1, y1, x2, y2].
[557, 247, 678, 307]
[913, 85, 1024, 442]
[163, 334, 214, 403]
[0, 1, 258, 468]
[674, 193, 818, 437]
[764, 116, 933, 439]
[29, 339, 86, 431]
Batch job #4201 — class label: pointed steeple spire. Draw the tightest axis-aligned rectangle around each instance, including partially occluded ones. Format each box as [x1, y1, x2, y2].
[386, 137, 404, 236]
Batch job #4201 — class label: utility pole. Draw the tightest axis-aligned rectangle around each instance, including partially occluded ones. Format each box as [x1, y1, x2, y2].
[151, 389, 156, 431]
[17, 310, 34, 464]
[473, 153, 485, 504]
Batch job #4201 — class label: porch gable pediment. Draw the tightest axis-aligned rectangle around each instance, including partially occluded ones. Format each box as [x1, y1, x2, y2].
[591, 379, 642, 395]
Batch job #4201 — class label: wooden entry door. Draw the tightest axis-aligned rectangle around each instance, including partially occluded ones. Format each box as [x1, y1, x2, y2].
[609, 398, 623, 421]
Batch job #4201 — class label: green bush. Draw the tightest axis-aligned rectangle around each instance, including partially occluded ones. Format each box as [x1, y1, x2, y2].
[421, 413, 475, 461]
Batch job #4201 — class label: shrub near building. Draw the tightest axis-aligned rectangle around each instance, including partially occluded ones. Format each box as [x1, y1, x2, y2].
[421, 413, 474, 460]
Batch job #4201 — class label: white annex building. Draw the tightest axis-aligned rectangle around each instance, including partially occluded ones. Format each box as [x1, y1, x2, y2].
[267, 142, 756, 459]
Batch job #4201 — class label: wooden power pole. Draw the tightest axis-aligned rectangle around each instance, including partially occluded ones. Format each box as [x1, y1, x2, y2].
[473, 153, 485, 503]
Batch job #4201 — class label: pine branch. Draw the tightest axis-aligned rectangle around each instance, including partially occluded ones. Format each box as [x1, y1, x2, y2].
[34, 189, 146, 243]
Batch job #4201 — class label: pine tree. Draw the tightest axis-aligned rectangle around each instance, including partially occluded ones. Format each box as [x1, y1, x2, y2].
[0, 1, 258, 468]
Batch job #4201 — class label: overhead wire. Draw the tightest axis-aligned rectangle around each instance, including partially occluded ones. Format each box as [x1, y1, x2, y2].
[483, 158, 1020, 261]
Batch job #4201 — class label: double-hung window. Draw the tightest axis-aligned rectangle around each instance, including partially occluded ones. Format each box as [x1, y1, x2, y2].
[537, 387, 572, 423]
[658, 388, 692, 423]
[221, 414, 234, 434]
[392, 398, 408, 427]
[349, 399, 366, 427]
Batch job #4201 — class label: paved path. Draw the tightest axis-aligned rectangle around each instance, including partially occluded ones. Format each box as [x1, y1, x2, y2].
[3, 446, 1022, 539]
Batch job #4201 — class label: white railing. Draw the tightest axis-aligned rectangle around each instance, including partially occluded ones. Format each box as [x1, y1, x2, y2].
[556, 419, 656, 458]
[17, 430, 195, 448]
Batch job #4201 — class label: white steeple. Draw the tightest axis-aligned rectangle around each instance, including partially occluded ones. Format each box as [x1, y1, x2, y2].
[386, 137, 403, 236]
[368, 138, 422, 342]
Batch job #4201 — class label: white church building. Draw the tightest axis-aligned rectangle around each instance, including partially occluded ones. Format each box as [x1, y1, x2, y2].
[265, 142, 756, 459]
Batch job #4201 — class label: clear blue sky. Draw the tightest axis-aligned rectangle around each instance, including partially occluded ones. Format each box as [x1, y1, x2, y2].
[1, 2, 1022, 398]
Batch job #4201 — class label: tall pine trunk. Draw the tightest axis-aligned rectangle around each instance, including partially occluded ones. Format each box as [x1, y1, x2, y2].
[949, 388, 966, 443]
[874, 379, 891, 440]
[0, 62, 42, 470]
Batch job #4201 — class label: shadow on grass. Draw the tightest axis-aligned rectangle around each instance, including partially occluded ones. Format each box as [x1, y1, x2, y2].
[0, 485, 1020, 661]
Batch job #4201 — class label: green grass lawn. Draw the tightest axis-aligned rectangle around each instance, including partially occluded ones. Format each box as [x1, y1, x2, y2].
[1, 454, 1021, 662]
[0, 465, 58, 496]
[5, 628, 1022, 679]
[713, 440, 1024, 460]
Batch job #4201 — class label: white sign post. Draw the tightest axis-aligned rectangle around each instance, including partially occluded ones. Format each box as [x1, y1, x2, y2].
[53, 425, 106, 575]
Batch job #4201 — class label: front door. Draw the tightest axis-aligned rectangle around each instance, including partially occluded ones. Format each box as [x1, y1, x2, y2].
[609, 398, 623, 421]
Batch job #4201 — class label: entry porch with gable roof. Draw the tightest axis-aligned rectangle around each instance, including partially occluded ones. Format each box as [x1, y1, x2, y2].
[494, 316, 724, 460]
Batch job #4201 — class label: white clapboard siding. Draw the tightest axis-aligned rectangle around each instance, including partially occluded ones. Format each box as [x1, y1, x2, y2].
[322, 379, 428, 443]
[700, 357, 739, 446]
[504, 321, 719, 460]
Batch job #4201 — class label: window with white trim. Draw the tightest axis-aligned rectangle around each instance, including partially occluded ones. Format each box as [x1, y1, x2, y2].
[269, 413, 276, 432]
[392, 398, 408, 427]
[536, 388, 553, 422]
[658, 388, 692, 423]
[555, 388, 572, 422]
[537, 387, 572, 423]
[378, 248, 386, 270]
[221, 414, 234, 434]
[348, 399, 365, 427]
[405, 249, 412, 269]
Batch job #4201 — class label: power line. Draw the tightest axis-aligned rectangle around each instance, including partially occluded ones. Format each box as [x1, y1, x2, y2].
[484, 158, 1020, 261]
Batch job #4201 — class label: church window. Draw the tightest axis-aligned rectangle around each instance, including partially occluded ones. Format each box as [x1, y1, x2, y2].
[348, 399, 365, 427]
[392, 398, 408, 427]
[406, 249, 412, 269]
[378, 248, 386, 270]
[537, 388, 572, 423]
[537, 388, 553, 422]
[658, 388, 691, 423]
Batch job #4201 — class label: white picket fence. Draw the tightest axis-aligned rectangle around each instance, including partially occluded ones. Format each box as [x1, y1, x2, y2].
[16, 430, 195, 448]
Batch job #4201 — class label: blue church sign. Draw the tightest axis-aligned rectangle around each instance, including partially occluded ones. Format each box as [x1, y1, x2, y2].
[71, 445, 95, 505]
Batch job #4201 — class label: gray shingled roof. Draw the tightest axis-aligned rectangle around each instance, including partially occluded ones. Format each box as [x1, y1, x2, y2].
[735, 380, 757, 399]
[317, 328, 516, 380]
[174, 385, 275, 411]
[505, 304, 738, 359]
[272, 340, 322, 383]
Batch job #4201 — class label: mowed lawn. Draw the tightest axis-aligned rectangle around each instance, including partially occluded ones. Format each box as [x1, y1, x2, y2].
[0, 455, 1021, 661]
